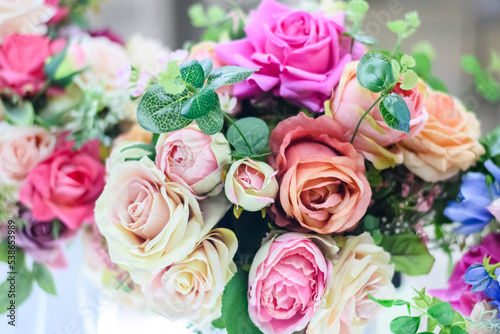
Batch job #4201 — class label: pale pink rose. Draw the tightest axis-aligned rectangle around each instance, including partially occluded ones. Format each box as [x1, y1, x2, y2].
[397, 92, 485, 182]
[0, 124, 55, 184]
[94, 157, 230, 283]
[19, 139, 105, 230]
[225, 158, 278, 212]
[308, 233, 394, 334]
[144, 228, 237, 330]
[248, 232, 338, 334]
[488, 198, 500, 222]
[0, 0, 56, 41]
[156, 124, 231, 197]
[328, 62, 429, 169]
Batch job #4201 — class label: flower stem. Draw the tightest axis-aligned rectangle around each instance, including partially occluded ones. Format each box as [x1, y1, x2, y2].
[350, 95, 384, 144]
[223, 112, 253, 155]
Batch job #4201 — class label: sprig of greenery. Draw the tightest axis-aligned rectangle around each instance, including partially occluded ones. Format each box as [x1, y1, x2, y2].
[344, 0, 377, 46]
[387, 11, 421, 56]
[461, 52, 500, 103]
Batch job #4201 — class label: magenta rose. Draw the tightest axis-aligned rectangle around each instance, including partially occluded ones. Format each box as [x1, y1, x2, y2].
[20, 139, 105, 230]
[248, 232, 337, 334]
[431, 233, 500, 316]
[0, 34, 60, 96]
[215, 0, 363, 112]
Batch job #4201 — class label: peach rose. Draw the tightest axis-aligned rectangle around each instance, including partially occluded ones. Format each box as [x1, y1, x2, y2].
[94, 157, 230, 283]
[0, 123, 55, 184]
[328, 62, 429, 169]
[308, 233, 395, 334]
[396, 92, 485, 182]
[269, 113, 371, 234]
[156, 124, 231, 198]
[143, 228, 237, 329]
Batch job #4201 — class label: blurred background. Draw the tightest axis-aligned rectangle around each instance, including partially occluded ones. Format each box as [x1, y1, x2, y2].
[4, 0, 500, 333]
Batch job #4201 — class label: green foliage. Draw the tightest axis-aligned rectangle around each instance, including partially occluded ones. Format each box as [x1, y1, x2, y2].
[427, 302, 453, 327]
[388, 11, 421, 55]
[188, 3, 245, 42]
[379, 93, 411, 134]
[181, 87, 218, 119]
[195, 102, 224, 135]
[461, 54, 500, 103]
[221, 270, 263, 334]
[227, 118, 269, 156]
[188, 3, 225, 27]
[2, 99, 35, 126]
[390, 316, 420, 334]
[400, 71, 419, 90]
[356, 52, 395, 93]
[207, 66, 256, 91]
[379, 233, 435, 276]
[33, 262, 57, 295]
[481, 125, 500, 159]
[157, 61, 186, 95]
[44, 41, 78, 87]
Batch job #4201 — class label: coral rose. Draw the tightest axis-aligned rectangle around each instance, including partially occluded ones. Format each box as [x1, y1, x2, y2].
[94, 157, 230, 283]
[328, 61, 429, 169]
[396, 91, 484, 182]
[269, 113, 371, 234]
[308, 233, 394, 334]
[248, 232, 338, 334]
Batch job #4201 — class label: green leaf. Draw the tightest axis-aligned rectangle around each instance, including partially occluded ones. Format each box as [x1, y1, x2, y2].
[343, 32, 377, 46]
[401, 55, 416, 68]
[200, 59, 214, 79]
[0, 239, 7, 263]
[379, 93, 411, 134]
[196, 104, 224, 135]
[400, 71, 419, 90]
[188, 4, 207, 27]
[212, 317, 226, 329]
[227, 117, 269, 155]
[387, 20, 408, 34]
[364, 215, 380, 231]
[452, 311, 466, 329]
[461, 55, 481, 74]
[158, 61, 186, 95]
[348, 1, 369, 15]
[366, 163, 383, 187]
[44, 40, 69, 80]
[390, 316, 421, 334]
[137, 84, 192, 133]
[0, 268, 34, 314]
[207, 5, 225, 24]
[450, 326, 468, 334]
[33, 262, 57, 295]
[368, 293, 406, 308]
[475, 72, 500, 103]
[426, 76, 448, 93]
[405, 12, 421, 28]
[207, 66, 256, 90]
[427, 302, 453, 327]
[221, 270, 263, 334]
[481, 125, 500, 158]
[179, 59, 205, 89]
[181, 87, 218, 120]
[413, 53, 432, 78]
[427, 317, 438, 332]
[380, 233, 436, 276]
[392, 59, 401, 79]
[356, 52, 395, 93]
[2, 100, 35, 126]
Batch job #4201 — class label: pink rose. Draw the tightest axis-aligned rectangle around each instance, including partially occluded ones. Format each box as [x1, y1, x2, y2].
[0, 34, 61, 96]
[215, 0, 363, 112]
[155, 124, 231, 197]
[20, 139, 105, 230]
[431, 233, 500, 316]
[248, 232, 337, 334]
[329, 62, 429, 169]
[0, 124, 56, 184]
[269, 113, 371, 234]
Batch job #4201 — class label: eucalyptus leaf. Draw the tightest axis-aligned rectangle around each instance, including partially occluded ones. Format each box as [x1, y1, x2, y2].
[387, 20, 407, 34]
[179, 59, 205, 89]
[227, 117, 269, 155]
[356, 52, 395, 93]
[33, 262, 57, 295]
[196, 104, 224, 135]
[427, 302, 453, 327]
[390, 316, 420, 334]
[344, 32, 377, 45]
[400, 71, 419, 90]
[450, 326, 468, 334]
[158, 61, 186, 95]
[380, 93, 411, 134]
[207, 66, 256, 90]
[200, 59, 214, 79]
[181, 87, 218, 119]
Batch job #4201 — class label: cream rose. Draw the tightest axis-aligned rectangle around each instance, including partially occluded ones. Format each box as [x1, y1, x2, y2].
[94, 157, 230, 283]
[397, 91, 485, 182]
[143, 228, 237, 329]
[0, 123, 55, 184]
[0, 0, 55, 42]
[308, 233, 394, 334]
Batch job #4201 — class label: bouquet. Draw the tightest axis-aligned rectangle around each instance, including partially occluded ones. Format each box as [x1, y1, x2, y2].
[88, 0, 500, 333]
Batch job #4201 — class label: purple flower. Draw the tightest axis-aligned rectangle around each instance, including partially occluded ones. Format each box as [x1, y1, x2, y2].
[465, 264, 492, 293]
[16, 211, 76, 269]
[444, 160, 500, 234]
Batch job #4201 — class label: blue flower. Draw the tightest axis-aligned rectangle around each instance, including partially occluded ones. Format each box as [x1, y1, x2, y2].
[464, 264, 493, 293]
[444, 160, 500, 234]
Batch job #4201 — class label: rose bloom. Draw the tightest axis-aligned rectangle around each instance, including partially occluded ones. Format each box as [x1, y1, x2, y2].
[308, 233, 394, 334]
[0, 0, 56, 42]
[20, 139, 105, 230]
[248, 232, 338, 334]
[94, 157, 230, 283]
[0, 123, 55, 184]
[328, 62, 429, 169]
[0, 34, 61, 96]
[269, 113, 371, 234]
[156, 124, 231, 198]
[16, 210, 76, 269]
[431, 233, 500, 316]
[215, 0, 363, 112]
[144, 228, 237, 329]
[396, 91, 485, 182]
[225, 159, 278, 212]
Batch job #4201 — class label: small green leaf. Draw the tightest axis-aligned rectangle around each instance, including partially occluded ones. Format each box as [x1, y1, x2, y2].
[181, 87, 218, 120]
[2, 100, 35, 126]
[405, 11, 421, 28]
[426, 76, 448, 93]
[200, 59, 214, 79]
[179, 59, 205, 89]
[158, 61, 186, 95]
[390, 316, 421, 334]
[343, 32, 377, 46]
[412, 53, 432, 78]
[33, 262, 57, 295]
[387, 20, 408, 34]
[207, 66, 256, 90]
[44, 40, 69, 80]
[475, 72, 500, 102]
[364, 215, 380, 231]
[212, 317, 226, 329]
[400, 71, 419, 90]
[207, 5, 225, 24]
[357, 52, 395, 93]
[481, 125, 500, 158]
[461, 55, 481, 74]
[379, 93, 411, 134]
[427, 317, 438, 332]
[427, 302, 453, 327]
[348, 1, 369, 15]
[392, 59, 401, 79]
[227, 117, 269, 155]
[196, 104, 224, 135]
[368, 293, 406, 308]
[401, 55, 416, 68]
[450, 326, 468, 334]
[188, 4, 207, 27]
[366, 163, 383, 187]
[452, 311, 466, 329]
